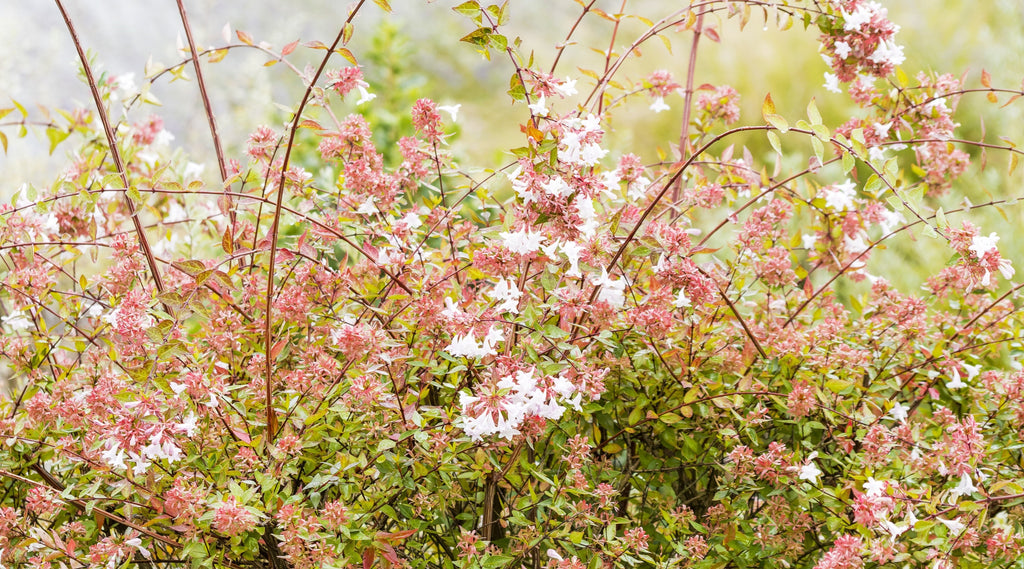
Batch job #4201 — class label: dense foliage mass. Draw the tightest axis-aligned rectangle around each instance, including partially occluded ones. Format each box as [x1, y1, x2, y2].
[2, 1, 1024, 568]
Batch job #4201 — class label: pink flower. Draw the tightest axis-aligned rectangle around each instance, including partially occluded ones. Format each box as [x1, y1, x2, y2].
[212, 496, 258, 536]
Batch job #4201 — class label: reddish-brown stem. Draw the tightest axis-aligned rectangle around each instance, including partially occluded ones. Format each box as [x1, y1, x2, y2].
[672, 10, 704, 202]
[53, 0, 167, 302]
[175, 0, 233, 225]
[595, 0, 628, 116]
[549, 0, 599, 75]
[263, 0, 370, 441]
[0, 467, 183, 551]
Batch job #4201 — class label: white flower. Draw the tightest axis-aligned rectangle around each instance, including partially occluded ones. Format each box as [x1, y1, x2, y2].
[355, 85, 376, 105]
[969, 232, 1000, 259]
[673, 289, 692, 309]
[876, 208, 904, 235]
[962, 363, 983, 379]
[864, 477, 886, 497]
[177, 412, 199, 437]
[937, 517, 965, 535]
[799, 460, 823, 484]
[553, 77, 577, 98]
[438, 104, 461, 122]
[441, 297, 464, 320]
[627, 175, 652, 201]
[574, 195, 598, 237]
[110, 73, 138, 101]
[541, 176, 572, 198]
[821, 180, 857, 210]
[889, 402, 909, 422]
[580, 143, 609, 166]
[491, 278, 523, 314]
[841, 3, 880, 31]
[950, 473, 977, 501]
[398, 211, 422, 231]
[844, 233, 869, 256]
[101, 308, 121, 329]
[945, 368, 967, 390]
[649, 97, 670, 113]
[873, 121, 894, 139]
[154, 129, 175, 147]
[101, 443, 127, 470]
[600, 169, 622, 198]
[802, 233, 818, 249]
[547, 549, 564, 562]
[560, 241, 584, 278]
[356, 197, 377, 215]
[834, 40, 852, 59]
[870, 39, 906, 67]
[482, 325, 504, 353]
[445, 334, 486, 359]
[500, 228, 545, 255]
[591, 269, 626, 308]
[84, 303, 104, 319]
[879, 519, 908, 542]
[823, 72, 842, 94]
[1, 312, 31, 332]
[124, 537, 151, 559]
[528, 95, 549, 117]
[129, 452, 151, 477]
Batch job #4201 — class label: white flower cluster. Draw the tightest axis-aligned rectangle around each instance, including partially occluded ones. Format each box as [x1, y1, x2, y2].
[445, 325, 504, 359]
[101, 433, 184, 476]
[558, 114, 608, 167]
[459, 368, 581, 440]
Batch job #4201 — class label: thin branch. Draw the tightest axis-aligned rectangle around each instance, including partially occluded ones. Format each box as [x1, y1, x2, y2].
[54, 0, 167, 303]
[263, 0, 371, 441]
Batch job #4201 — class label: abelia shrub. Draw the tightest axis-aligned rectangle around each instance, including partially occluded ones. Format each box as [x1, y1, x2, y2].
[1, 1, 1024, 568]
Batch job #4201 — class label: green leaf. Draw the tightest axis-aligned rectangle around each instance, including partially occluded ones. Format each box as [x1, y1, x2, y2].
[811, 137, 824, 162]
[453, 1, 481, 17]
[807, 97, 822, 125]
[659, 412, 683, 425]
[46, 127, 70, 155]
[767, 130, 782, 155]
[842, 151, 855, 173]
[126, 185, 142, 204]
[824, 379, 852, 393]
[482, 556, 515, 569]
[766, 113, 789, 133]
[761, 92, 776, 119]
[172, 260, 208, 277]
[460, 27, 493, 47]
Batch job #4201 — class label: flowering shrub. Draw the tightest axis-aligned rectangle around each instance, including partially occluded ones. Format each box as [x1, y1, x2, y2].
[2, 1, 1024, 568]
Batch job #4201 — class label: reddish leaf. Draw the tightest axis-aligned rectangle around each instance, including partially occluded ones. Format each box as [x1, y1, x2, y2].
[377, 529, 418, 542]
[271, 339, 287, 360]
[281, 40, 299, 56]
[362, 547, 376, 569]
[981, 69, 991, 88]
[236, 30, 254, 46]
